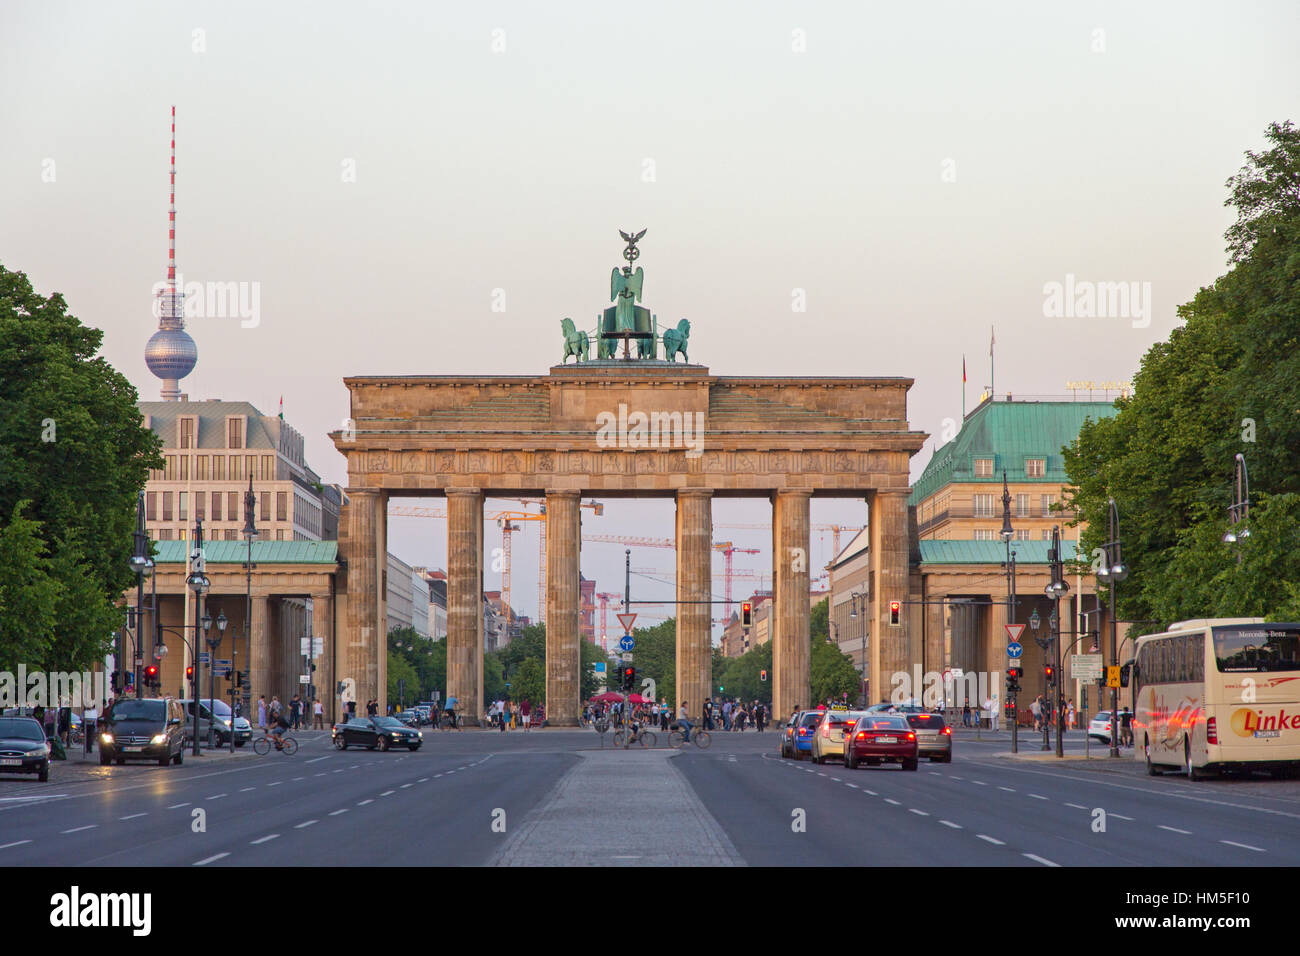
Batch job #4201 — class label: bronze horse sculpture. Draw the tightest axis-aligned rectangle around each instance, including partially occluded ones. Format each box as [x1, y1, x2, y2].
[561, 317, 589, 363]
[662, 318, 690, 363]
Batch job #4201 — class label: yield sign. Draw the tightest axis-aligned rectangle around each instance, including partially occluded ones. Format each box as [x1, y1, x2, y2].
[1004, 623, 1026, 643]
[617, 613, 638, 634]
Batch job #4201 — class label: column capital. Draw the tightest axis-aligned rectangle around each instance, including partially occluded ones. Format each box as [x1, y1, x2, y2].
[677, 488, 714, 499]
[446, 487, 483, 498]
[773, 488, 813, 499]
[544, 489, 582, 500]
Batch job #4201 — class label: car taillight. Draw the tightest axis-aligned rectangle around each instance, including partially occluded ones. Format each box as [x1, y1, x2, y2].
[822, 724, 830, 737]
[1207, 717, 1218, 745]
[856, 731, 867, 739]
[799, 728, 808, 736]
[942, 727, 951, 735]
[906, 732, 915, 740]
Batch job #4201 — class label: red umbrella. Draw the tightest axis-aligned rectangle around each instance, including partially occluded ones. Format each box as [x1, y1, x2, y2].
[591, 692, 649, 704]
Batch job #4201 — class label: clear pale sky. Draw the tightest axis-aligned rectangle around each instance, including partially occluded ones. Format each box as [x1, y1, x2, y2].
[3, 1, 1295, 631]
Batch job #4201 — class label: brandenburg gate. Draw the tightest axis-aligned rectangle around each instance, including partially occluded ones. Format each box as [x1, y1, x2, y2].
[332, 232, 927, 724]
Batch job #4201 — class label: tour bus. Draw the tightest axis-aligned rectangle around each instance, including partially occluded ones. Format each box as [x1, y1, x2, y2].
[1132, 618, 1300, 779]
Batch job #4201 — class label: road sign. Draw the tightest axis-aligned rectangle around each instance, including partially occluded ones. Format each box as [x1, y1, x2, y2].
[1006, 642, 1023, 659]
[621, 653, 633, 663]
[1106, 665, 1122, 688]
[301, 637, 323, 657]
[198, 652, 210, 664]
[616, 613, 637, 634]
[214, 659, 232, 668]
[618, 635, 635, 652]
[1072, 654, 1103, 681]
[299, 675, 310, 684]
[594, 662, 606, 673]
[1004, 623, 1026, 643]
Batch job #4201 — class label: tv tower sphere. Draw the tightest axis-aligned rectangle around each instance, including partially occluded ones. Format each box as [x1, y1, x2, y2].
[144, 325, 198, 380]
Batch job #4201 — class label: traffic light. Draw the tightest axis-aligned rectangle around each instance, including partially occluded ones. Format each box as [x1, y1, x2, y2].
[1004, 700, 1017, 719]
[1006, 667, 1021, 694]
[145, 664, 159, 688]
[1044, 663, 1055, 687]
[889, 600, 901, 626]
[619, 665, 636, 691]
[741, 601, 753, 629]
[760, 669, 768, 682]
[185, 664, 194, 682]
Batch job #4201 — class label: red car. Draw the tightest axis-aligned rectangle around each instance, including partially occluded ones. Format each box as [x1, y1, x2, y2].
[844, 714, 919, 771]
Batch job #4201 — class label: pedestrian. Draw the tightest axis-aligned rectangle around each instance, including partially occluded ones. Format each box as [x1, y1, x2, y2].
[755, 701, 766, 733]
[367, 698, 378, 717]
[1030, 696, 1041, 732]
[962, 701, 971, 728]
[313, 697, 324, 730]
[989, 693, 999, 731]
[257, 695, 268, 730]
[270, 696, 282, 724]
[1067, 700, 1076, 731]
[521, 698, 531, 731]
[289, 694, 301, 731]
[347, 698, 356, 719]
[660, 698, 669, 732]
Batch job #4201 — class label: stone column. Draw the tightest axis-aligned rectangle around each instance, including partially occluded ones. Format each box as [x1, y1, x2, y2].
[675, 490, 713, 721]
[870, 490, 909, 706]
[312, 591, 334, 725]
[772, 490, 811, 722]
[923, 589, 946, 706]
[342, 489, 384, 712]
[447, 489, 484, 725]
[248, 594, 269, 726]
[545, 491, 581, 726]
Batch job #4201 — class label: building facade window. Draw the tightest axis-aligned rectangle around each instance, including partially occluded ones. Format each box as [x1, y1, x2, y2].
[231, 456, 245, 481]
[178, 492, 188, 522]
[179, 455, 189, 481]
[277, 491, 288, 521]
[179, 417, 195, 449]
[973, 493, 995, 517]
[146, 492, 157, 522]
[1015, 493, 1031, 517]
[227, 418, 243, 449]
[162, 492, 174, 521]
[263, 455, 275, 480]
[228, 492, 239, 521]
[1026, 458, 1046, 478]
[247, 455, 257, 480]
[158, 528, 173, 541]
[973, 529, 996, 541]
[974, 458, 994, 478]
[195, 492, 205, 520]
[260, 491, 271, 522]
[1015, 529, 1030, 541]
[164, 455, 177, 480]
[1041, 493, 1056, 516]
[213, 455, 226, 481]
[211, 492, 223, 521]
[196, 455, 209, 480]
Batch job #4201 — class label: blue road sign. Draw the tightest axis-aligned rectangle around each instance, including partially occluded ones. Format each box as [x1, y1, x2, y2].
[618, 636, 635, 652]
[1007, 642, 1023, 658]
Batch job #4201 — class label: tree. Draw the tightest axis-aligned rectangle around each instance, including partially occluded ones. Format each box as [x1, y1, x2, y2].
[808, 598, 860, 703]
[512, 658, 544, 706]
[0, 265, 163, 672]
[1064, 121, 1300, 631]
[386, 653, 419, 707]
[0, 502, 61, 669]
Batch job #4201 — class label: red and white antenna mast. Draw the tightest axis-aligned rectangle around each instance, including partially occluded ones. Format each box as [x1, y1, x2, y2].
[145, 104, 197, 400]
[164, 105, 181, 322]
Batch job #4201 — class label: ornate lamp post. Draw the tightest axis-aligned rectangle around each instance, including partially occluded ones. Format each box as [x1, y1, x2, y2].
[206, 610, 227, 747]
[1095, 498, 1128, 758]
[1045, 526, 1070, 757]
[1000, 472, 1017, 751]
[186, 519, 210, 756]
[129, 492, 154, 698]
[239, 475, 257, 747]
[1223, 453, 1250, 561]
[849, 593, 868, 707]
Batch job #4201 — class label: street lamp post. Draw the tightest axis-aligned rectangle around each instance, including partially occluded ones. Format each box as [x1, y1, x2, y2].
[206, 610, 227, 748]
[849, 593, 868, 707]
[1223, 453, 1250, 562]
[1000, 472, 1017, 752]
[186, 519, 210, 756]
[240, 475, 257, 748]
[1095, 498, 1128, 759]
[1045, 526, 1069, 758]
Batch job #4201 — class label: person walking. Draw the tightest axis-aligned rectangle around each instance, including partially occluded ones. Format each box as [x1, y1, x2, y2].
[962, 701, 972, 728]
[1030, 696, 1041, 732]
[520, 698, 531, 732]
[1067, 700, 1076, 731]
[989, 693, 1000, 732]
[289, 694, 301, 731]
[313, 698, 324, 729]
[257, 695, 268, 731]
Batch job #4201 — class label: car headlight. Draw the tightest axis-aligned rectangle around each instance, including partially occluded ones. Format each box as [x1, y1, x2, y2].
[100, 733, 113, 744]
[391, 732, 402, 738]
[151, 733, 167, 744]
[217, 720, 230, 731]
[27, 745, 47, 757]
[418, 732, 423, 739]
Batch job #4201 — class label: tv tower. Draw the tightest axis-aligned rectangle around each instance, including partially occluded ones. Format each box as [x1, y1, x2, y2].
[144, 105, 197, 401]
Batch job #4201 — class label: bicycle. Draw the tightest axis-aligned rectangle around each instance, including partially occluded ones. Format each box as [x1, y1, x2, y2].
[613, 725, 657, 748]
[668, 723, 711, 749]
[438, 711, 462, 732]
[253, 733, 298, 755]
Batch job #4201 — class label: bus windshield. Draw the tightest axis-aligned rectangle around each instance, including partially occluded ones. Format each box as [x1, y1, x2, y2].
[1213, 624, 1300, 673]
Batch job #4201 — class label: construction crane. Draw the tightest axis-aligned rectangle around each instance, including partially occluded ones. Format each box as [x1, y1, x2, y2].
[587, 592, 673, 653]
[713, 521, 863, 593]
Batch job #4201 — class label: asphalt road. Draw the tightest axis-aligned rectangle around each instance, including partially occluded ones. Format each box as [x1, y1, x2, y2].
[4, 728, 1298, 866]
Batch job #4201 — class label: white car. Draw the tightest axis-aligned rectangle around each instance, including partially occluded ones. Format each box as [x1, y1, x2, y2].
[1088, 710, 1115, 743]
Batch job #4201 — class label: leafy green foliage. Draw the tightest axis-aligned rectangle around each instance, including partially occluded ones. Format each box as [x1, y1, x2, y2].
[1064, 121, 1300, 631]
[0, 502, 61, 667]
[0, 265, 163, 672]
[386, 626, 444, 702]
[511, 658, 544, 705]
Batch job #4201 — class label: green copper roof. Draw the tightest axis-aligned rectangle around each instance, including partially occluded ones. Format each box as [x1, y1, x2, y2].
[151, 540, 339, 565]
[909, 399, 1117, 506]
[919, 539, 1078, 565]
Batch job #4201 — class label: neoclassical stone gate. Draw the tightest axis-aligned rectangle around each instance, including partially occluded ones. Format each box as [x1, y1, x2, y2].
[333, 363, 926, 724]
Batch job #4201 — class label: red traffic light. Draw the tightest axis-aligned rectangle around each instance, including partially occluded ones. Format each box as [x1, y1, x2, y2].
[185, 665, 194, 680]
[1008, 666, 1022, 680]
[145, 664, 159, 682]
[889, 600, 901, 626]
[741, 602, 753, 628]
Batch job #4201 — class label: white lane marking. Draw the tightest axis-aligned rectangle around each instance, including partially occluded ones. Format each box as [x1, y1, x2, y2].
[417, 778, 428, 783]
[239, 787, 257, 792]
[1024, 853, 1060, 867]
[61, 825, 97, 834]
[305, 756, 329, 764]
[400, 783, 413, 789]
[816, 773, 827, 778]
[333, 769, 344, 774]
[291, 777, 304, 782]
[0, 839, 34, 850]
[998, 786, 1015, 792]
[206, 794, 227, 800]
[380, 790, 395, 797]
[1111, 813, 1134, 820]
[863, 789, 878, 796]
[357, 799, 373, 806]
[950, 775, 964, 780]
[434, 774, 443, 778]
[0, 794, 67, 802]
[972, 780, 987, 786]
[1065, 803, 1088, 810]
[1029, 794, 1048, 800]
[350, 764, 359, 769]
[294, 820, 317, 829]
[908, 809, 929, 816]
[1159, 825, 1192, 834]
[329, 809, 349, 816]
[885, 798, 901, 806]
[267, 782, 282, 787]
[977, 834, 1005, 845]
[940, 820, 962, 829]
[314, 773, 327, 777]
[119, 813, 148, 820]
[846, 783, 859, 789]
[194, 852, 229, 866]
[1220, 840, 1265, 852]
[250, 834, 279, 845]
[830, 777, 841, 782]
[167, 802, 191, 809]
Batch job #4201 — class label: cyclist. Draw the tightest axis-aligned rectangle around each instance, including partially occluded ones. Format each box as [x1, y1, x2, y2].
[676, 700, 694, 743]
[269, 710, 291, 750]
[443, 695, 459, 730]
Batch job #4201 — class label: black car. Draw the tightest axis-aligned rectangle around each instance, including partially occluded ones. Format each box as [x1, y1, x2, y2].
[0, 717, 50, 782]
[332, 716, 422, 751]
[99, 697, 187, 766]
[395, 711, 421, 728]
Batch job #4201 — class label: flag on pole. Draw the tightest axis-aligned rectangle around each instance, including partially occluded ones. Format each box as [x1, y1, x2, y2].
[278, 395, 284, 422]
[989, 326, 995, 356]
[962, 355, 966, 382]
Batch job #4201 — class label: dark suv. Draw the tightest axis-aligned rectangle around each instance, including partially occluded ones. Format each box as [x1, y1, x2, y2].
[99, 697, 186, 766]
